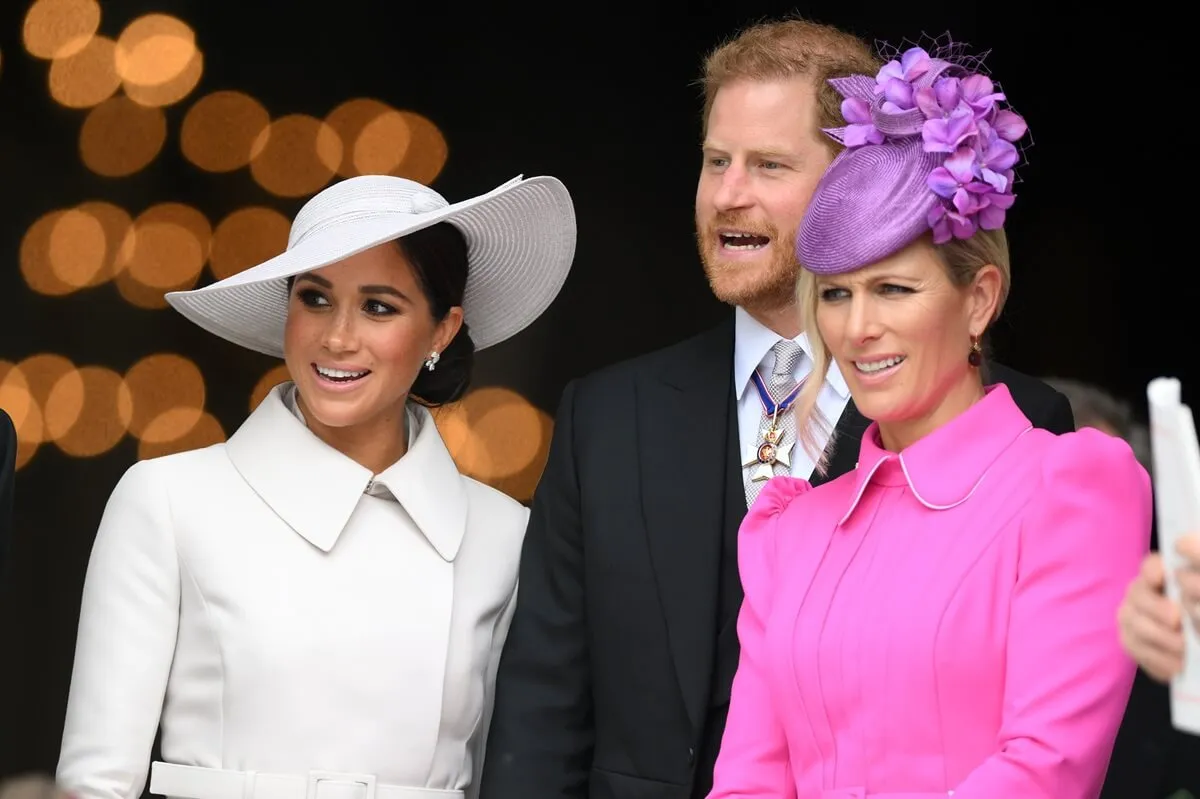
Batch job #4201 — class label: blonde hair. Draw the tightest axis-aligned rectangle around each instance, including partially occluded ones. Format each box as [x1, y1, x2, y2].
[699, 16, 882, 156]
[793, 228, 1012, 473]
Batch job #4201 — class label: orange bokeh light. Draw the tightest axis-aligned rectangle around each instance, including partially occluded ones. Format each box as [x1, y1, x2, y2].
[0, 353, 228, 469]
[210, 207, 290, 281]
[433, 387, 552, 501]
[22, 0, 101, 60]
[79, 95, 167, 177]
[112, 203, 211, 309]
[114, 14, 195, 87]
[0, 361, 42, 469]
[47, 34, 119, 108]
[122, 353, 206, 441]
[322, 100, 448, 183]
[251, 364, 292, 412]
[21, 203, 134, 297]
[47, 365, 133, 458]
[22, 210, 84, 297]
[249, 114, 342, 197]
[125, 48, 203, 108]
[138, 411, 224, 460]
[391, 111, 448, 184]
[47, 208, 107, 288]
[324, 98, 395, 178]
[16, 354, 79, 445]
[181, 91, 271, 172]
[353, 110, 413, 176]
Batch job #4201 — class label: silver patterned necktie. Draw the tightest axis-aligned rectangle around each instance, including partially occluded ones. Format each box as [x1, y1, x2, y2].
[743, 339, 805, 507]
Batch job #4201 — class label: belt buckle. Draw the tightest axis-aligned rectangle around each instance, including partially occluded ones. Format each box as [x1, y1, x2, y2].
[305, 771, 377, 799]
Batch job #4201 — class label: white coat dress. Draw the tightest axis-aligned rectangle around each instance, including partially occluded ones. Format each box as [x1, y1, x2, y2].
[57, 382, 528, 799]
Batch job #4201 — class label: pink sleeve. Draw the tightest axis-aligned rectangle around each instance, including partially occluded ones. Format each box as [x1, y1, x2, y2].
[953, 429, 1152, 798]
[708, 477, 810, 799]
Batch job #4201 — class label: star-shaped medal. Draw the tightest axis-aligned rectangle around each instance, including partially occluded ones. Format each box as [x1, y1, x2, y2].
[743, 428, 794, 482]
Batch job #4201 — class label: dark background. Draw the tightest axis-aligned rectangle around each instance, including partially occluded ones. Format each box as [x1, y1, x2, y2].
[0, 0, 1178, 793]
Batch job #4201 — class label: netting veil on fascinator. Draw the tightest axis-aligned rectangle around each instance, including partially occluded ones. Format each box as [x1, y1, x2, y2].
[796, 35, 1030, 275]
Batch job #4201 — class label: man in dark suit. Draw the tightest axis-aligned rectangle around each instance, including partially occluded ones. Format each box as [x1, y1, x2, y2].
[478, 17, 1074, 799]
[1, 408, 15, 583]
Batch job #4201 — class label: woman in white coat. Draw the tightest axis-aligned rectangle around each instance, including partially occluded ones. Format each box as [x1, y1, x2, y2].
[56, 174, 577, 799]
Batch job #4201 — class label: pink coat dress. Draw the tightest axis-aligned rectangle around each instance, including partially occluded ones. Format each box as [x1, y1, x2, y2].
[708, 385, 1152, 799]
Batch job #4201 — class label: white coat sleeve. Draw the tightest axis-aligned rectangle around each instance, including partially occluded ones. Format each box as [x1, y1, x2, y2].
[57, 460, 181, 799]
[465, 512, 525, 799]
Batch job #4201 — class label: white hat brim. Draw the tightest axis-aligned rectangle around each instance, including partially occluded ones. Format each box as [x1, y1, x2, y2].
[165, 175, 576, 356]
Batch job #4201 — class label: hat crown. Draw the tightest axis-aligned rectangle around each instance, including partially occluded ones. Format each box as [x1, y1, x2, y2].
[288, 175, 449, 249]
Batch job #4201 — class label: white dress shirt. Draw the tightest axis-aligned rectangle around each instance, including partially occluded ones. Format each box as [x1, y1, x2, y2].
[733, 306, 851, 482]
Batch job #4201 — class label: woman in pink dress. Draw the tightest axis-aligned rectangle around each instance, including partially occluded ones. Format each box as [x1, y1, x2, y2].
[707, 40, 1152, 799]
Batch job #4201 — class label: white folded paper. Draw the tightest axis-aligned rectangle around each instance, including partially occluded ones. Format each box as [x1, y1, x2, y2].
[1147, 376, 1200, 735]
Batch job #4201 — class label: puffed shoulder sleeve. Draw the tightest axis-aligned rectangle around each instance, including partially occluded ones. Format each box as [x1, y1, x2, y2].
[952, 429, 1152, 798]
[708, 476, 811, 799]
[57, 460, 181, 799]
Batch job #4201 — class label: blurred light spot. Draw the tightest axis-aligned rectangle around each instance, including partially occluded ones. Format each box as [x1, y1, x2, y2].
[114, 14, 194, 82]
[22, 211, 79, 296]
[250, 114, 342, 197]
[181, 91, 269, 172]
[22, 203, 132, 296]
[48, 366, 132, 458]
[14, 354, 78, 445]
[113, 273, 172, 309]
[41, 366, 87, 444]
[433, 387, 552, 501]
[138, 411, 224, 460]
[138, 407, 202, 446]
[392, 111, 448, 184]
[354, 110, 413, 176]
[250, 363, 291, 412]
[124, 48, 203, 108]
[324, 98, 395, 178]
[123, 353, 205, 441]
[210, 207, 290, 280]
[48, 34, 119, 108]
[0, 362, 42, 469]
[75, 201, 134, 286]
[48, 208, 105, 288]
[116, 203, 210, 308]
[22, 0, 100, 60]
[79, 95, 166, 176]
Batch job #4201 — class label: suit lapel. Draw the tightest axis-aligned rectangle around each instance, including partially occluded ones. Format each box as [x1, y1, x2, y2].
[639, 319, 734, 731]
[814, 399, 870, 486]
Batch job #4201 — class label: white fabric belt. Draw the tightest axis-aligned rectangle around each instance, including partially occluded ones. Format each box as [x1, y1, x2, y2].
[150, 763, 463, 799]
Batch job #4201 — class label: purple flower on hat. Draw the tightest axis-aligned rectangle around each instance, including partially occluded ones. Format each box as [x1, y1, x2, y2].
[841, 98, 885, 146]
[927, 204, 976, 245]
[822, 40, 1032, 252]
[977, 189, 1015, 230]
[881, 78, 916, 112]
[927, 146, 987, 203]
[915, 76, 964, 119]
[992, 109, 1028, 142]
[921, 106, 976, 153]
[970, 120, 1020, 192]
[877, 47, 933, 86]
[876, 47, 931, 114]
[959, 74, 1006, 119]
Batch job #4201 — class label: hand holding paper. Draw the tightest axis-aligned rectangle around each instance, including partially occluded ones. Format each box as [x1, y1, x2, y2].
[1119, 550, 1187, 682]
[1146, 377, 1200, 734]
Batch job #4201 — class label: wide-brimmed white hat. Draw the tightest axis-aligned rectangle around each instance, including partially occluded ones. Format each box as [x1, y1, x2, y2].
[165, 174, 576, 356]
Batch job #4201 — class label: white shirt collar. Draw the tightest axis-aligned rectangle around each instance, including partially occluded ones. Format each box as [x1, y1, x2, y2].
[732, 306, 850, 401]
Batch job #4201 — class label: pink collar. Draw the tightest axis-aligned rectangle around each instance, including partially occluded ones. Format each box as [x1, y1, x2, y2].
[840, 384, 1033, 525]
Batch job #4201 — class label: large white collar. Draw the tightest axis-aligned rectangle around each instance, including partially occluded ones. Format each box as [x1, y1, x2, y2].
[225, 383, 467, 561]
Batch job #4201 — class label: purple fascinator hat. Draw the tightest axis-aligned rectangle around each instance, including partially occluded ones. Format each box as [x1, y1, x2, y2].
[796, 38, 1030, 275]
